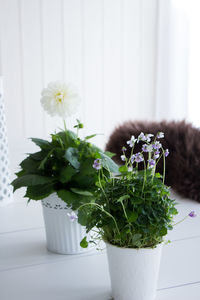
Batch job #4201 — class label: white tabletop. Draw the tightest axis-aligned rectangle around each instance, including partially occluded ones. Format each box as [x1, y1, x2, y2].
[0, 190, 200, 300]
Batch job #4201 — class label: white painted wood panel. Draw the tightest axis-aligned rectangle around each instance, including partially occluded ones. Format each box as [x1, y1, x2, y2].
[42, 0, 64, 136]
[20, 0, 45, 139]
[62, 0, 84, 134]
[0, 0, 159, 171]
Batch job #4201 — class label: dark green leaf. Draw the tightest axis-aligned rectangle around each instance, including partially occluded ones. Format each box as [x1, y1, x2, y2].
[59, 165, 77, 183]
[57, 190, 77, 207]
[70, 188, 93, 196]
[11, 175, 54, 192]
[127, 211, 138, 223]
[160, 227, 168, 236]
[64, 147, 80, 169]
[80, 158, 96, 175]
[25, 183, 54, 200]
[31, 138, 50, 149]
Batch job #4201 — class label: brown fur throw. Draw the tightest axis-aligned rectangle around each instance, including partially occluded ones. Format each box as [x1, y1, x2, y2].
[106, 120, 200, 202]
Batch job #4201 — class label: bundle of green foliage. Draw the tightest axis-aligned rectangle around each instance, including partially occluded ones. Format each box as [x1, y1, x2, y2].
[79, 132, 178, 249]
[11, 121, 118, 210]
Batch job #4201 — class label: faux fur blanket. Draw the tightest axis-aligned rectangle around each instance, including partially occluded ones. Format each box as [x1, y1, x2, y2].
[106, 120, 200, 202]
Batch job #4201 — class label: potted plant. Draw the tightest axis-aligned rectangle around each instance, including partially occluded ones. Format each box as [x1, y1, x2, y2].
[78, 132, 179, 300]
[11, 81, 118, 255]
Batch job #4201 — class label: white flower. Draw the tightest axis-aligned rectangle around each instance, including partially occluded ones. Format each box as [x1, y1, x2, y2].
[157, 132, 164, 139]
[40, 81, 81, 118]
[121, 155, 126, 161]
[67, 211, 78, 222]
[127, 136, 137, 147]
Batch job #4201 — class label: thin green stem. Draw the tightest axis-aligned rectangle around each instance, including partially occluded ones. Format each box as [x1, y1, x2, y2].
[173, 216, 188, 226]
[162, 148, 166, 184]
[78, 202, 120, 235]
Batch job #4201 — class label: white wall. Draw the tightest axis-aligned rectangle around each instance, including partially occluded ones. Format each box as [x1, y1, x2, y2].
[0, 0, 158, 172]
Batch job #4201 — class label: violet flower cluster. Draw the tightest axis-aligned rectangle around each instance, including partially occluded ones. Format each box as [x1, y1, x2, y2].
[120, 131, 169, 171]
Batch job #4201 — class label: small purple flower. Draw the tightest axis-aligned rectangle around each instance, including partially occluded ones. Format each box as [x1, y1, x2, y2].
[131, 154, 135, 164]
[157, 132, 164, 139]
[165, 149, 169, 157]
[188, 211, 197, 218]
[122, 146, 127, 152]
[93, 159, 102, 170]
[137, 132, 146, 142]
[154, 150, 160, 159]
[121, 155, 126, 161]
[142, 144, 153, 153]
[148, 159, 156, 168]
[152, 141, 162, 150]
[134, 153, 144, 163]
[67, 211, 78, 222]
[127, 136, 136, 148]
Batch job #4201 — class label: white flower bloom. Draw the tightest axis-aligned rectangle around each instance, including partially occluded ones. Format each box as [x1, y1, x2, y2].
[41, 81, 81, 118]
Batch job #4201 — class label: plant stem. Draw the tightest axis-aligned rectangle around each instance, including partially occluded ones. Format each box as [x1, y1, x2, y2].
[162, 148, 166, 184]
[78, 202, 120, 236]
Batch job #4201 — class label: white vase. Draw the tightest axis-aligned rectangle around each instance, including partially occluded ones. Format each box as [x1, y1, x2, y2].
[106, 242, 162, 300]
[41, 193, 92, 255]
[0, 77, 13, 207]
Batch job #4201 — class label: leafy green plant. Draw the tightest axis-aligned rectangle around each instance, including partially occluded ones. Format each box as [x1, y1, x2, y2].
[11, 120, 118, 210]
[79, 132, 179, 249]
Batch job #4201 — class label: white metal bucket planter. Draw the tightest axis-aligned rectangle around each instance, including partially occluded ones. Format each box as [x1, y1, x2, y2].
[106, 242, 162, 300]
[42, 193, 92, 255]
[0, 77, 13, 207]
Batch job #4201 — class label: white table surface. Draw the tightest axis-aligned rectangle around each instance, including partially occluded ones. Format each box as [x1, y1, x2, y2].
[0, 190, 200, 300]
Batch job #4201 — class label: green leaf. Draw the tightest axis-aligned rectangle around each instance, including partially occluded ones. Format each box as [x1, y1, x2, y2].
[132, 233, 142, 243]
[57, 190, 93, 210]
[155, 173, 162, 178]
[74, 119, 84, 129]
[80, 236, 88, 248]
[38, 149, 54, 170]
[160, 227, 168, 236]
[31, 138, 50, 149]
[57, 190, 77, 207]
[64, 147, 80, 169]
[78, 208, 88, 226]
[59, 165, 77, 183]
[15, 170, 25, 177]
[25, 183, 54, 200]
[117, 195, 130, 203]
[127, 211, 138, 223]
[119, 165, 128, 173]
[85, 134, 97, 140]
[20, 157, 40, 172]
[104, 151, 116, 158]
[70, 188, 93, 196]
[80, 158, 96, 175]
[29, 151, 47, 161]
[73, 173, 95, 188]
[11, 175, 55, 192]
[99, 152, 119, 173]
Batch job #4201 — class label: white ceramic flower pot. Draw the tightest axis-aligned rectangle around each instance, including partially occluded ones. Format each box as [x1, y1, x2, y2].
[106, 242, 162, 300]
[42, 193, 91, 255]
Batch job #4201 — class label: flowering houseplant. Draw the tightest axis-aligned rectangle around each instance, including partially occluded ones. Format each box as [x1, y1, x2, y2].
[79, 132, 177, 248]
[11, 81, 118, 255]
[78, 132, 179, 300]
